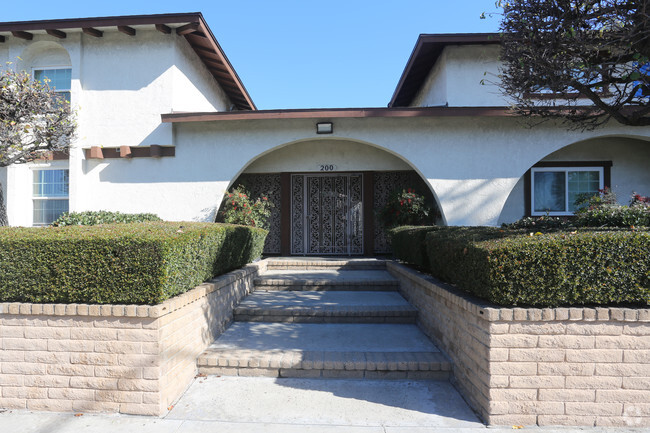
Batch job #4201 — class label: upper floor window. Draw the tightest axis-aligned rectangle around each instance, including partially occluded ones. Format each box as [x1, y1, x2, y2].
[531, 166, 604, 216]
[33, 68, 71, 103]
[33, 169, 69, 226]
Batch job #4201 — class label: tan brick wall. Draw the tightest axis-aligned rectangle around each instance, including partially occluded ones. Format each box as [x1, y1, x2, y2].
[0, 261, 265, 416]
[388, 261, 650, 428]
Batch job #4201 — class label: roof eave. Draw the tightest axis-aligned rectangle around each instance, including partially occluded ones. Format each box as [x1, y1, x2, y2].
[389, 33, 501, 108]
[161, 106, 513, 123]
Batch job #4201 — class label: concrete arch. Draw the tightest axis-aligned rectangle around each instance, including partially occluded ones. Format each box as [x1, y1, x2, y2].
[17, 41, 71, 71]
[498, 133, 650, 224]
[220, 136, 447, 225]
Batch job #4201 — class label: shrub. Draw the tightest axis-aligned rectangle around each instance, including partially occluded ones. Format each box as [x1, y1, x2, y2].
[0, 222, 267, 305]
[379, 189, 435, 228]
[425, 227, 650, 307]
[574, 188, 650, 228]
[388, 225, 441, 269]
[52, 210, 161, 226]
[219, 185, 274, 228]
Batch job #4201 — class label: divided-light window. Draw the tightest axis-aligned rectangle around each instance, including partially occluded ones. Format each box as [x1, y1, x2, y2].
[531, 167, 604, 216]
[33, 68, 71, 103]
[33, 169, 69, 226]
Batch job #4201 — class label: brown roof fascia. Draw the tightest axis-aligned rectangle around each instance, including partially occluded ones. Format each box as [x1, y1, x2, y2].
[192, 17, 256, 110]
[0, 13, 205, 32]
[161, 106, 512, 123]
[389, 33, 501, 108]
[0, 12, 256, 111]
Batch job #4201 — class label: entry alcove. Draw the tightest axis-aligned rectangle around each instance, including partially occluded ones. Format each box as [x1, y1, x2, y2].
[216, 139, 440, 256]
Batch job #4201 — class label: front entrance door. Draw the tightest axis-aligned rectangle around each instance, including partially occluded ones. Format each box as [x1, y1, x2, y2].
[290, 173, 363, 255]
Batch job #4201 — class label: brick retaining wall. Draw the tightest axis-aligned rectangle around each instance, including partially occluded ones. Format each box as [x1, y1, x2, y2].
[0, 260, 266, 416]
[387, 261, 650, 427]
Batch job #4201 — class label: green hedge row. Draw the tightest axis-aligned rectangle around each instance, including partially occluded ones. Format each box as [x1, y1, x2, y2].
[387, 226, 441, 269]
[390, 225, 650, 307]
[52, 210, 162, 226]
[0, 222, 267, 305]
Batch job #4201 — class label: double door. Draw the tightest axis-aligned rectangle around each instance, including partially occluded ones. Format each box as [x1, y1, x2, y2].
[290, 174, 363, 255]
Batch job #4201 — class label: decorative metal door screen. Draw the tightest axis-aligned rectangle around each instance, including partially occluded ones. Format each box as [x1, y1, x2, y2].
[291, 174, 363, 255]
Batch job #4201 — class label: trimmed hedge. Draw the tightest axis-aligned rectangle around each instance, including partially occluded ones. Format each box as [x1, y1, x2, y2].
[388, 225, 441, 269]
[424, 227, 649, 307]
[52, 210, 161, 226]
[0, 222, 267, 305]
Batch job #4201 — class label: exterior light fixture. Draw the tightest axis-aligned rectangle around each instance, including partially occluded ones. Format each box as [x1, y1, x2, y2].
[316, 122, 333, 134]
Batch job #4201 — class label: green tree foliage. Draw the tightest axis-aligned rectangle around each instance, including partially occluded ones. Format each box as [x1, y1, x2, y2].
[498, 0, 650, 129]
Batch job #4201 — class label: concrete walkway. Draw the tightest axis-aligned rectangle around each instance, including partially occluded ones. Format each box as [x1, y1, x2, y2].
[1, 376, 646, 432]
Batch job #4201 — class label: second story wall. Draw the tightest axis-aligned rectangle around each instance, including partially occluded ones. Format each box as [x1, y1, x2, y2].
[411, 44, 504, 108]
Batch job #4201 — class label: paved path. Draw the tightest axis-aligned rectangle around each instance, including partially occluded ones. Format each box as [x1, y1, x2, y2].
[1, 376, 647, 433]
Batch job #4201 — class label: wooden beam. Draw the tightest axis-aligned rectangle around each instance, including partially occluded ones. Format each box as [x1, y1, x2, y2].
[11, 31, 33, 40]
[88, 147, 104, 159]
[120, 146, 132, 158]
[155, 23, 171, 34]
[176, 22, 200, 35]
[82, 27, 103, 38]
[46, 29, 67, 39]
[118, 25, 136, 36]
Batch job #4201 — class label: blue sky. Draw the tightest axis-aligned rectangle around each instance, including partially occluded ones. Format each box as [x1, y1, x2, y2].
[3, 0, 501, 109]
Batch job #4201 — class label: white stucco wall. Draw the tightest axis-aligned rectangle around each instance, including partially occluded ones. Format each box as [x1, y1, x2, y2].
[410, 50, 448, 107]
[410, 44, 504, 108]
[244, 139, 411, 173]
[1, 28, 233, 226]
[71, 115, 646, 227]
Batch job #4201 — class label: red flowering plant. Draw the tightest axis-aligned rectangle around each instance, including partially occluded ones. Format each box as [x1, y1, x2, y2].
[219, 185, 273, 229]
[379, 188, 434, 228]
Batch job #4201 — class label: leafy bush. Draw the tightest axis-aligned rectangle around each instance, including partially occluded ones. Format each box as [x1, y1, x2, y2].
[52, 210, 161, 226]
[388, 225, 441, 269]
[0, 222, 267, 305]
[575, 189, 650, 228]
[425, 227, 649, 307]
[502, 215, 574, 231]
[219, 185, 274, 228]
[379, 189, 435, 228]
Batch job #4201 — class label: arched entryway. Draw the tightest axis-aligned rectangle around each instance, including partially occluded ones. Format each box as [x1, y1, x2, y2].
[216, 139, 441, 256]
[498, 135, 650, 224]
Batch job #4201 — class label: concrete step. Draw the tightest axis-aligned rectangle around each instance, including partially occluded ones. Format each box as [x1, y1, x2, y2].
[254, 269, 399, 291]
[197, 323, 450, 380]
[265, 258, 387, 271]
[234, 291, 417, 323]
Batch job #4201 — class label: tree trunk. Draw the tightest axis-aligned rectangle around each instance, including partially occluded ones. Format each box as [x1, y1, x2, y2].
[0, 181, 8, 226]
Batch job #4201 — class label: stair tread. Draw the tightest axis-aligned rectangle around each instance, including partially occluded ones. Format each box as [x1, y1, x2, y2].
[255, 270, 398, 285]
[206, 322, 438, 353]
[238, 291, 414, 310]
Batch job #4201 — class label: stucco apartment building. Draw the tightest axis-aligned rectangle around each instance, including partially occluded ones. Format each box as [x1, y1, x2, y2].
[1, 12, 649, 256]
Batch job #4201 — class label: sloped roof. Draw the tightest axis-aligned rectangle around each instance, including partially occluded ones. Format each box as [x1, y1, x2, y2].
[389, 33, 500, 108]
[0, 12, 255, 110]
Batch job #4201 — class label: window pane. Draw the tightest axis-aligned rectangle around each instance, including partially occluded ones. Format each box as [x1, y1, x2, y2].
[33, 170, 69, 198]
[534, 171, 566, 212]
[568, 170, 600, 211]
[34, 68, 71, 91]
[33, 200, 68, 225]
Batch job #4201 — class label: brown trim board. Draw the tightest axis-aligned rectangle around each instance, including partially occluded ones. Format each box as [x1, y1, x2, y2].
[162, 106, 512, 123]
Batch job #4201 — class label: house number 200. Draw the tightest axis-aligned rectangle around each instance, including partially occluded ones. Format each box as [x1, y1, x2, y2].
[319, 164, 336, 171]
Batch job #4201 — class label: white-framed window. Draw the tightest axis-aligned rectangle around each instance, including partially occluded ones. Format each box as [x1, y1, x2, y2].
[531, 166, 604, 216]
[33, 68, 71, 103]
[33, 169, 69, 226]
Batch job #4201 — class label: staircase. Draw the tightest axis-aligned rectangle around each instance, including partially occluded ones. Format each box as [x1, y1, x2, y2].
[197, 258, 451, 380]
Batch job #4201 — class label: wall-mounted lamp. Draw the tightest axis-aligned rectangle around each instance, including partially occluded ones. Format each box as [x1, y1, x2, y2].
[316, 122, 333, 134]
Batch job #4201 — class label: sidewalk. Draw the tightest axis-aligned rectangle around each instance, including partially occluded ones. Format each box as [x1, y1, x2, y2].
[1, 376, 646, 433]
